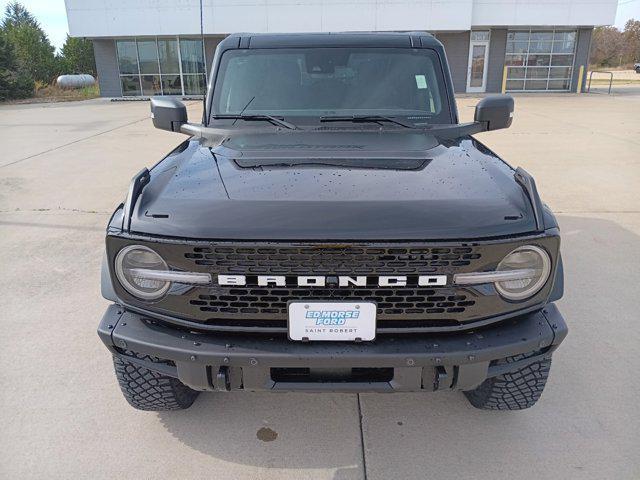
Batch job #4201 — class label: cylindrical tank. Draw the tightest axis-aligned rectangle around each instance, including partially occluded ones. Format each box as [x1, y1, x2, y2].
[56, 74, 96, 89]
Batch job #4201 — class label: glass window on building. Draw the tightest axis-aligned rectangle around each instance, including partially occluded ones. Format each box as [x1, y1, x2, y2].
[137, 40, 161, 96]
[158, 39, 182, 95]
[180, 39, 207, 95]
[116, 40, 138, 74]
[504, 29, 576, 92]
[116, 40, 140, 96]
[116, 37, 207, 96]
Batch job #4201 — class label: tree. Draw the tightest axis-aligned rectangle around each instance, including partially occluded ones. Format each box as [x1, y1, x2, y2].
[590, 19, 640, 67]
[4, 22, 59, 82]
[1, 2, 60, 83]
[623, 19, 640, 63]
[0, 2, 98, 99]
[1, 1, 39, 29]
[61, 35, 96, 75]
[590, 26, 625, 67]
[0, 31, 34, 100]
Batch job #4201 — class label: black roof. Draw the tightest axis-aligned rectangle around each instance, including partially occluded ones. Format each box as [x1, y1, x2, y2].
[221, 31, 441, 49]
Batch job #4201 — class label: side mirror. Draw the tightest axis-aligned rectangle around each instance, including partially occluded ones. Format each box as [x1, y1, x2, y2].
[150, 97, 187, 132]
[474, 94, 514, 131]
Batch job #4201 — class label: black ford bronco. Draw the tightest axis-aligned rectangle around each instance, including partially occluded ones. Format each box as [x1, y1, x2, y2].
[98, 32, 567, 411]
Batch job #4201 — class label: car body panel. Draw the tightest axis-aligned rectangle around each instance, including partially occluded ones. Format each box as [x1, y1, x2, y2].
[129, 132, 537, 240]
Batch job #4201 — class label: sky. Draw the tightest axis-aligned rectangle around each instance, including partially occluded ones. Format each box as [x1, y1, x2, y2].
[1, 0, 639, 51]
[616, 0, 640, 28]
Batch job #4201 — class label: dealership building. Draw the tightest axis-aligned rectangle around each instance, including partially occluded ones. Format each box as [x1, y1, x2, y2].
[65, 0, 618, 97]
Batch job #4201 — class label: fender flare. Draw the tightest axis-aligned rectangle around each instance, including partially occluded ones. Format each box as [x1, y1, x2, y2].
[101, 251, 118, 302]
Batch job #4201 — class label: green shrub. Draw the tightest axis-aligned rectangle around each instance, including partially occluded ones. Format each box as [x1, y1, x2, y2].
[0, 28, 34, 100]
[11, 70, 34, 98]
[0, 2, 60, 99]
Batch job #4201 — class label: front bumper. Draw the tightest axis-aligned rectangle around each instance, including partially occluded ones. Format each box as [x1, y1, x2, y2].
[98, 304, 567, 393]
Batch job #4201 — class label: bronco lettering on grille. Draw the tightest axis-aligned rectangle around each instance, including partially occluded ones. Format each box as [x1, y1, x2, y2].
[217, 275, 447, 287]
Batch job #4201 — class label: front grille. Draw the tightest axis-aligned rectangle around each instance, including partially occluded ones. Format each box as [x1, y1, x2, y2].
[190, 287, 475, 316]
[184, 245, 481, 275]
[179, 244, 483, 325]
[107, 235, 560, 332]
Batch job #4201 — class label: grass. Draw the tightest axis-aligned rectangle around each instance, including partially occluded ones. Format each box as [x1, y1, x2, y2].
[2, 82, 101, 105]
[33, 83, 101, 102]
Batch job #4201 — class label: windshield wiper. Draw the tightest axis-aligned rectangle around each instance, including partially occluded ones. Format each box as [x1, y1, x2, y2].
[211, 114, 297, 130]
[319, 115, 417, 129]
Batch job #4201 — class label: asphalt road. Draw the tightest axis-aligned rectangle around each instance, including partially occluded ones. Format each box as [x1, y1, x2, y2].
[0, 93, 638, 479]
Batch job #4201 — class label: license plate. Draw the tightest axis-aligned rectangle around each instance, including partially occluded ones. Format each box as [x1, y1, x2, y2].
[288, 301, 376, 341]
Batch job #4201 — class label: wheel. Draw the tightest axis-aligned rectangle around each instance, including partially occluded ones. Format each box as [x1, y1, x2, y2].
[635, 66, 640, 74]
[464, 353, 552, 411]
[113, 354, 199, 411]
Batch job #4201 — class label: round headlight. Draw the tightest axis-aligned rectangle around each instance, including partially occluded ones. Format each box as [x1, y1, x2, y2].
[115, 245, 170, 300]
[495, 245, 551, 301]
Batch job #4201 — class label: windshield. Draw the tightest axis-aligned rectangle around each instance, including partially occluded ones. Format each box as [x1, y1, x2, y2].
[210, 47, 452, 124]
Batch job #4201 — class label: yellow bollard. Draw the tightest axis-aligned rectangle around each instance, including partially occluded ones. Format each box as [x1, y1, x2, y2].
[576, 65, 585, 93]
[501, 66, 508, 94]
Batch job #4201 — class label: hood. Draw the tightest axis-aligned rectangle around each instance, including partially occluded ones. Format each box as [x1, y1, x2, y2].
[130, 130, 537, 240]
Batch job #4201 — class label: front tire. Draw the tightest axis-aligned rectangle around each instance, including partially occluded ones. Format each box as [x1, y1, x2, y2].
[113, 354, 199, 411]
[464, 353, 552, 410]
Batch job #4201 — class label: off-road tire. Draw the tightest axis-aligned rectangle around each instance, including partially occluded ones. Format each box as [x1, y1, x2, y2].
[113, 354, 199, 411]
[464, 353, 552, 410]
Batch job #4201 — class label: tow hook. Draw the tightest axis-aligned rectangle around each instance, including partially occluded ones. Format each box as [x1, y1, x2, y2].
[215, 366, 231, 392]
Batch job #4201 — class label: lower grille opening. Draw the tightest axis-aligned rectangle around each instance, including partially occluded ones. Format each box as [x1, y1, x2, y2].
[271, 367, 394, 383]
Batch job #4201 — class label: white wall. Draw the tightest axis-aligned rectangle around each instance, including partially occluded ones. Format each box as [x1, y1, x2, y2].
[65, 0, 618, 38]
[471, 0, 618, 27]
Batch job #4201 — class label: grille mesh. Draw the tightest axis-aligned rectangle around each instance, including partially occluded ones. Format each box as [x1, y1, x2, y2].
[184, 246, 481, 275]
[190, 287, 475, 317]
[177, 244, 485, 324]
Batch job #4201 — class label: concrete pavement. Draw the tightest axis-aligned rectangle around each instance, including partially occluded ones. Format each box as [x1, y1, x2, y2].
[0, 93, 638, 479]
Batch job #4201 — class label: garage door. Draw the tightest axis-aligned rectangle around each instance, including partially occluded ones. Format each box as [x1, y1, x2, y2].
[504, 29, 576, 92]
